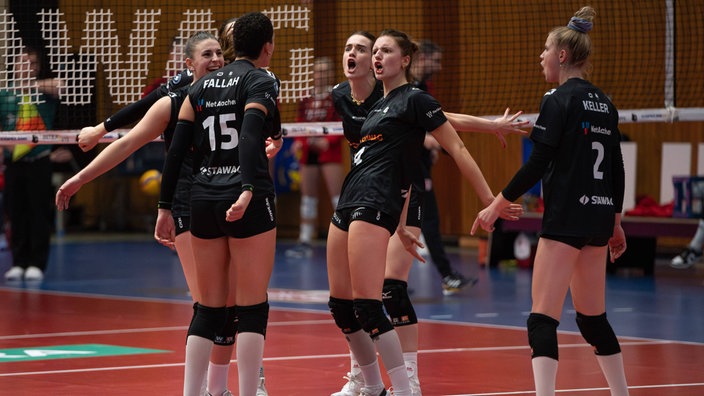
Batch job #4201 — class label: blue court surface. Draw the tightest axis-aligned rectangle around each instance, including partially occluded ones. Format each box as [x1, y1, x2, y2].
[2, 233, 702, 344]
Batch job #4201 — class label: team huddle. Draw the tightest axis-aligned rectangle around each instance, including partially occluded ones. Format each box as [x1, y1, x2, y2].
[53, 6, 629, 396]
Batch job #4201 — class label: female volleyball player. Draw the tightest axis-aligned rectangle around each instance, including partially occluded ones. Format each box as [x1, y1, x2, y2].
[472, 6, 629, 396]
[54, 31, 243, 395]
[76, 17, 237, 153]
[71, 19, 272, 395]
[326, 29, 523, 396]
[328, 31, 526, 396]
[154, 12, 280, 396]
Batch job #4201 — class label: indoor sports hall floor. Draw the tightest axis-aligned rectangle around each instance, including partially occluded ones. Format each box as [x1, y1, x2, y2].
[1, 234, 703, 395]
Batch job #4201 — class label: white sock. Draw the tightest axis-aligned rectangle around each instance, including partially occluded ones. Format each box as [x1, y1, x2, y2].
[300, 223, 315, 243]
[690, 219, 704, 250]
[350, 350, 362, 377]
[207, 362, 229, 395]
[531, 356, 558, 396]
[403, 351, 418, 378]
[596, 353, 630, 396]
[184, 335, 213, 396]
[374, 330, 405, 375]
[199, 366, 208, 396]
[346, 330, 384, 384]
[375, 331, 409, 392]
[358, 359, 384, 391]
[387, 364, 411, 395]
[236, 332, 265, 396]
[300, 196, 318, 243]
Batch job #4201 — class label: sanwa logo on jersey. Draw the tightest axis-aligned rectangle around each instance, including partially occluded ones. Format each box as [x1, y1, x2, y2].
[579, 194, 614, 206]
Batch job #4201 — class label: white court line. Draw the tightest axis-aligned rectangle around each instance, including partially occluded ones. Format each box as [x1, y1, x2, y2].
[448, 382, 704, 395]
[2, 287, 703, 346]
[0, 320, 332, 340]
[0, 340, 668, 377]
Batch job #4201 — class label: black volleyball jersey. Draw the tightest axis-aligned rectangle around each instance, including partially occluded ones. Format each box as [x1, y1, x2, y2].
[332, 80, 427, 213]
[331, 79, 384, 156]
[160, 86, 194, 217]
[104, 70, 193, 132]
[166, 69, 194, 93]
[530, 78, 624, 237]
[186, 59, 279, 201]
[163, 87, 194, 178]
[336, 83, 446, 220]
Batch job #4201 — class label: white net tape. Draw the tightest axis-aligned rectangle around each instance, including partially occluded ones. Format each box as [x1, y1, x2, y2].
[3, 106, 703, 146]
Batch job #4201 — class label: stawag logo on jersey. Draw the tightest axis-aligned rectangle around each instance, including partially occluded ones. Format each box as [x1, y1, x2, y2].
[200, 165, 240, 176]
[579, 194, 614, 206]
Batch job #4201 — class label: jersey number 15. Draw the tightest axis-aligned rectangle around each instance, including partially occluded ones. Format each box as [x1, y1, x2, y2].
[203, 113, 238, 151]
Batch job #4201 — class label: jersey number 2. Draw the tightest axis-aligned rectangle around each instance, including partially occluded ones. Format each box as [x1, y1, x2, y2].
[592, 141, 604, 180]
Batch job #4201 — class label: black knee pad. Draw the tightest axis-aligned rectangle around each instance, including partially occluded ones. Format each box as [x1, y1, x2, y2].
[329, 297, 362, 334]
[214, 306, 238, 346]
[353, 298, 394, 338]
[187, 303, 228, 341]
[236, 301, 269, 337]
[576, 312, 621, 356]
[527, 312, 560, 360]
[382, 279, 417, 327]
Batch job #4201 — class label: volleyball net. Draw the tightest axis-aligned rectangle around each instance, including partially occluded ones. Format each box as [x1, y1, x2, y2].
[0, 0, 701, 143]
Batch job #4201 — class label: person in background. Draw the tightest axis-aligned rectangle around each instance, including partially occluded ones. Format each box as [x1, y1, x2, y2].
[285, 56, 344, 259]
[410, 39, 475, 295]
[1, 45, 63, 282]
[473, 6, 630, 396]
[670, 218, 704, 269]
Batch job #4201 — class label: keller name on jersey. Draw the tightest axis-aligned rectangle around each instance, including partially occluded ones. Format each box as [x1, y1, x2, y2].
[577, 89, 610, 114]
[582, 99, 609, 114]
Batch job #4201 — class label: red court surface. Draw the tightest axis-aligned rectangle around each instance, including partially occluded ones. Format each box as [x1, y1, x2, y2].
[1, 289, 702, 395]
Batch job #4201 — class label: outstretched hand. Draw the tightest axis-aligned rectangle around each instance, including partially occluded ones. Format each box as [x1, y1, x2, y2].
[492, 108, 531, 148]
[498, 203, 524, 221]
[397, 225, 426, 263]
[472, 193, 514, 235]
[55, 176, 83, 211]
[77, 125, 104, 152]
